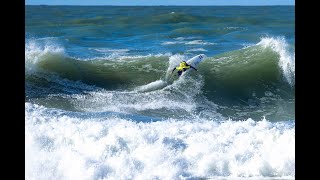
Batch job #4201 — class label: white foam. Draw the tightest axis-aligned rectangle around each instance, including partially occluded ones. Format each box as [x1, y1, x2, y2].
[241, 43, 255, 49]
[90, 48, 130, 53]
[69, 88, 196, 114]
[85, 48, 132, 61]
[161, 41, 178, 45]
[134, 80, 168, 92]
[225, 26, 247, 31]
[187, 48, 208, 52]
[83, 52, 172, 62]
[161, 39, 216, 46]
[25, 38, 171, 65]
[26, 103, 295, 179]
[185, 40, 216, 45]
[174, 37, 199, 41]
[257, 37, 295, 86]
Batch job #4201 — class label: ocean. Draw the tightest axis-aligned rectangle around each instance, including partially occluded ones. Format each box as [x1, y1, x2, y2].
[25, 5, 295, 179]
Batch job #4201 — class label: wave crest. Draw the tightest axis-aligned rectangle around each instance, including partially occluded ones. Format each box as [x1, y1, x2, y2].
[257, 37, 295, 86]
[25, 39, 65, 73]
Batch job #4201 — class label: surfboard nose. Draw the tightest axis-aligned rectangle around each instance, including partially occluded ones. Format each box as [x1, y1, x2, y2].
[199, 54, 206, 59]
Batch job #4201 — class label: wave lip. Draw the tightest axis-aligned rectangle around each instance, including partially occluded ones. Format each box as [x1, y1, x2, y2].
[257, 36, 295, 86]
[25, 39, 65, 73]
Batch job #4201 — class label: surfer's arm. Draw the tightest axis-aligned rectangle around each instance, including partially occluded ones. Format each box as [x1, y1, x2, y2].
[190, 66, 197, 71]
[171, 67, 176, 73]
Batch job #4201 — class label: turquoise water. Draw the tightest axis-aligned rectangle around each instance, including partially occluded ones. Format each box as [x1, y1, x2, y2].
[25, 6, 295, 179]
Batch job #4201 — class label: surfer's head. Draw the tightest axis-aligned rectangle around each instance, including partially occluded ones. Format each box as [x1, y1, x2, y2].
[180, 61, 187, 66]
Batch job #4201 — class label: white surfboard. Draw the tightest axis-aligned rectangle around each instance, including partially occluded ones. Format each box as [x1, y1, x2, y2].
[186, 54, 206, 69]
[169, 54, 206, 80]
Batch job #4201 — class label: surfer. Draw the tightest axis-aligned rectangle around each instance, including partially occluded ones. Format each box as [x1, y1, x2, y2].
[171, 61, 197, 76]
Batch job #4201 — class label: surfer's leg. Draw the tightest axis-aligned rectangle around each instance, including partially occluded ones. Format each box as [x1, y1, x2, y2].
[178, 71, 182, 76]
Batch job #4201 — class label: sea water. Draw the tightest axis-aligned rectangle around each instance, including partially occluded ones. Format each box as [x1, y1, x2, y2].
[25, 6, 295, 179]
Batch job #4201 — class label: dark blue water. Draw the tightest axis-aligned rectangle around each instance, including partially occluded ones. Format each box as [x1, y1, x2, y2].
[26, 6, 294, 57]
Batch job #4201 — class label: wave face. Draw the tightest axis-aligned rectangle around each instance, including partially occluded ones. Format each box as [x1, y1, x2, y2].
[26, 5, 295, 179]
[25, 36, 294, 121]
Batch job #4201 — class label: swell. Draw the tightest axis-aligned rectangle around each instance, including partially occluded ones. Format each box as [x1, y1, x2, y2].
[26, 6, 294, 40]
[26, 6, 294, 26]
[25, 37, 294, 120]
[26, 37, 294, 94]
